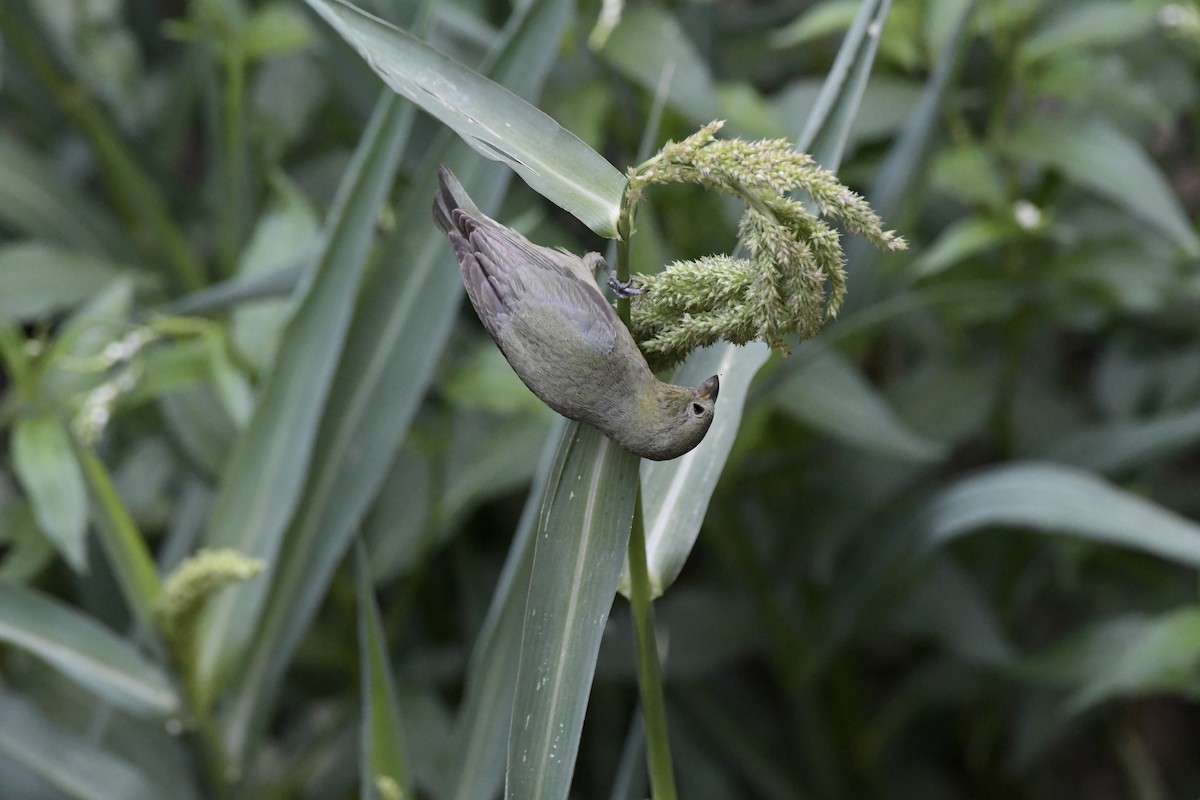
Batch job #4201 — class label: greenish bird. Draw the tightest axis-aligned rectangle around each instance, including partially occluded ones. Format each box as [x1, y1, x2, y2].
[432, 166, 718, 461]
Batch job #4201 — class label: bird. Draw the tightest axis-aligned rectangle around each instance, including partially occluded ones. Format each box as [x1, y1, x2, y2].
[432, 165, 718, 461]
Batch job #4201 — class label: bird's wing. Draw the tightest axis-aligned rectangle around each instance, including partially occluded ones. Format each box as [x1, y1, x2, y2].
[433, 166, 616, 353]
[465, 223, 617, 353]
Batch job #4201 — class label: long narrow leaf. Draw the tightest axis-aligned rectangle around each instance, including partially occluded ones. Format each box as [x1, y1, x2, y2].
[637, 0, 898, 595]
[1006, 116, 1200, 256]
[0, 586, 178, 716]
[304, 0, 625, 237]
[841, 0, 978, 310]
[506, 423, 640, 800]
[217, 0, 576, 765]
[442, 419, 564, 800]
[629, 343, 769, 598]
[0, 696, 161, 800]
[195, 92, 410, 691]
[357, 546, 411, 800]
[916, 461, 1200, 567]
[12, 411, 88, 571]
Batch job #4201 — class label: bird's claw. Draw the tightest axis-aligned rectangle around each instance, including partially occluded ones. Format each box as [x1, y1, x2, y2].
[606, 274, 644, 298]
[584, 252, 645, 298]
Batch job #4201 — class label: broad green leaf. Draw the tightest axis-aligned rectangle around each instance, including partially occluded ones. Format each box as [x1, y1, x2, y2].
[0, 501, 56, 582]
[216, 0, 576, 765]
[0, 243, 132, 324]
[628, 343, 769, 598]
[196, 92, 410, 691]
[12, 411, 89, 571]
[1044, 406, 1200, 475]
[357, 547, 412, 800]
[41, 279, 135, 404]
[163, 258, 306, 317]
[157, 384, 240, 478]
[242, 1, 316, 60]
[1006, 116, 1200, 256]
[1017, 608, 1200, 712]
[0, 585, 177, 716]
[0, 696, 161, 800]
[1021, 1, 1157, 63]
[440, 420, 563, 800]
[915, 462, 1200, 568]
[599, 5, 721, 125]
[304, 0, 625, 237]
[506, 423, 639, 800]
[772, 349, 947, 463]
[437, 411, 554, 532]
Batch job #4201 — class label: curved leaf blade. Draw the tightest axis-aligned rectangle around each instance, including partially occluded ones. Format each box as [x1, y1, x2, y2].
[635, 0, 904, 597]
[916, 462, 1200, 568]
[631, 343, 769, 598]
[0, 696, 161, 800]
[216, 0, 575, 763]
[357, 546, 412, 800]
[304, 0, 625, 237]
[506, 423, 639, 800]
[12, 411, 88, 571]
[195, 92, 410, 691]
[1006, 116, 1200, 256]
[0, 585, 178, 716]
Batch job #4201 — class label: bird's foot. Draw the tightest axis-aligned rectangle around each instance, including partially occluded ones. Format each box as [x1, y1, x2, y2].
[606, 274, 644, 298]
[584, 252, 644, 298]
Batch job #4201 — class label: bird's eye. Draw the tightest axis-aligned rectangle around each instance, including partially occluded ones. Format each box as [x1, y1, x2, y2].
[691, 402, 704, 416]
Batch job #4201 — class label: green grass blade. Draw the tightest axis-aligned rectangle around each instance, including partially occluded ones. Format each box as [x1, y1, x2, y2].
[442, 418, 563, 800]
[506, 423, 640, 800]
[215, 0, 575, 765]
[303, 0, 625, 237]
[0, 585, 178, 716]
[194, 91, 410, 692]
[11, 411, 88, 571]
[798, 0, 894, 161]
[357, 546, 412, 800]
[916, 461, 1200, 567]
[840, 0, 977, 309]
[0, 696, 161, 800]
[1044, 406, 1200, 474]
[599, 6, 720, 125]
[632, 343, 769, 598]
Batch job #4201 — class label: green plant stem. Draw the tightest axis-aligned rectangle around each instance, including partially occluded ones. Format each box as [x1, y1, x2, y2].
[627, 487, 678, 800]
[0, 0, 206, 291]
[186, 685, 233, 800]
[616, 207, 633, 326]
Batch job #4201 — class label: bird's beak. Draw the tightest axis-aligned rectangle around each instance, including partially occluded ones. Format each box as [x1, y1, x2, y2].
[696, 375, 719, 401]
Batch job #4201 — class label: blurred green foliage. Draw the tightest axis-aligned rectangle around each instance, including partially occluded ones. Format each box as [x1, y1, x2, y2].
[2, 0, 1200, 798]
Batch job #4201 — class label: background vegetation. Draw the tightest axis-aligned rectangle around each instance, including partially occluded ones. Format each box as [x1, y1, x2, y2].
[2, 0, 1200, 798]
